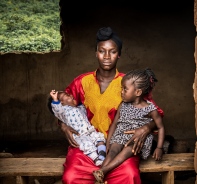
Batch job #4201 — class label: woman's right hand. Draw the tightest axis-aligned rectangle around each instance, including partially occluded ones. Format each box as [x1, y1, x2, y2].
[60, 121, 80, 147]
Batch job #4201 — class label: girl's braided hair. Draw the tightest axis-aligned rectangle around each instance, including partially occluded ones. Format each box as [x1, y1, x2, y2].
[123, 68, 158, 96]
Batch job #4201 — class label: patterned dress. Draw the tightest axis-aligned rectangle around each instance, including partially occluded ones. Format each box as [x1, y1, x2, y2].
[110, 101, 157, 159]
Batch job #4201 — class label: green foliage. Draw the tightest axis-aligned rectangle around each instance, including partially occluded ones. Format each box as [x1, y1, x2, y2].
[0, 0, 61, 53]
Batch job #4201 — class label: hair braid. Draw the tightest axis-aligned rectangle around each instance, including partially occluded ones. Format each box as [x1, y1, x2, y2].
[123, 68, 158, 96]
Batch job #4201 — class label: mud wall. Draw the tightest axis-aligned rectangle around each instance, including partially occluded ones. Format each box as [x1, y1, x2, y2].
[0, 1, 196, 146]
[193, 0, 197, 179]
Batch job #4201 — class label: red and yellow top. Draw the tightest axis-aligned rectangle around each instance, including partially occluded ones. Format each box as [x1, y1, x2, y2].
[65, 69, 163, 138]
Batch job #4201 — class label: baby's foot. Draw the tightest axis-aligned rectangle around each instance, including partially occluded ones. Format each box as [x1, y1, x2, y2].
[94, 157, 103, 166]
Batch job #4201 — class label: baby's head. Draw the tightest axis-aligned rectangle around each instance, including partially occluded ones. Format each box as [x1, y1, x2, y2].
[122, 68, 158, 97]
[57, 91, 77, 106]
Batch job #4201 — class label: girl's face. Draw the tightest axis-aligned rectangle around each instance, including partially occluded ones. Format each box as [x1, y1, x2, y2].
[121, 79, 137, 102]
[58, 92, 76, 106]
[96, 40, 119, 71]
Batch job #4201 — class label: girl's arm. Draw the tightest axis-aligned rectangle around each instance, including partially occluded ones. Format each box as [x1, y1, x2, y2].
[106, 103, 122, 151]
[150, 110, 165, 160]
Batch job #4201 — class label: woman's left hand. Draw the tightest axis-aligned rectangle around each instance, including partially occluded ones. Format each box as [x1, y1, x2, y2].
[124, 121, 155, 155]
[124, 128, 147, 155]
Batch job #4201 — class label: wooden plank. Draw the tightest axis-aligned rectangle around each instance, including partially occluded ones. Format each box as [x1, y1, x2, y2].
[140, 153, 194, 172]
[16, 176, 27, 184]
[0, 158, 65, 177]
[195, 141, 197, 173]
[0, 153, 194, 177]
[162, 171, 174, 184]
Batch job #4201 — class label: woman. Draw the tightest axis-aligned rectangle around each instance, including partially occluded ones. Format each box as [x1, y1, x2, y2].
[60, 27, 164, 184]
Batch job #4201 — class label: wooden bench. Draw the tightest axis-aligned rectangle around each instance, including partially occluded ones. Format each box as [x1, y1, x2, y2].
[0, 153, 194, 184]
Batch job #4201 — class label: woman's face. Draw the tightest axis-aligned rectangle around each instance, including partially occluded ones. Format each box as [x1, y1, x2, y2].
[96, 40, 119, 71]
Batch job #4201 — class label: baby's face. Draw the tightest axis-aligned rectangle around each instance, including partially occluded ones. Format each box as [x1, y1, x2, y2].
[58, 92, 75, 106]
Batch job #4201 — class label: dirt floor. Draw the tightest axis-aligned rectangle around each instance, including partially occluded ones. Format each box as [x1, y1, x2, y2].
[0, 140, 196, 184]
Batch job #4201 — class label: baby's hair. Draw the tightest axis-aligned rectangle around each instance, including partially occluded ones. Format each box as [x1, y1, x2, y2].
[123, 68, 158, 96]
[57, 91, 65, 99]
[47, 96, 54, 115]
[57, 91, 65, 93]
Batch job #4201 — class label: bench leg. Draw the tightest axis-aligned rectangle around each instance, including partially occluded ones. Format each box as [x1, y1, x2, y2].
[16, 176, 28, 184]
[162, 171, 174, 184]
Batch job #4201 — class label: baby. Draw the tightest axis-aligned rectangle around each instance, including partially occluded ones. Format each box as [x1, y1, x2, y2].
[50, 90, 106, 166]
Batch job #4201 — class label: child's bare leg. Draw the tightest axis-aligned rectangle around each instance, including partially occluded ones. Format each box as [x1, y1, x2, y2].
[101, 144, 134, 175]
[93, 143, 123, 183]
[102, 143, 123, 167]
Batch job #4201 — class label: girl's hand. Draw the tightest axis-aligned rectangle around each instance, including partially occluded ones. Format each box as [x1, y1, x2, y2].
[152, 148, 163, 161]
[60, 121, 80, 147]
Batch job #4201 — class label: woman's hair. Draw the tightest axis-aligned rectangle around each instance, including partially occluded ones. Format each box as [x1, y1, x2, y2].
[95, 27, 122, 56]
[123, 68, 158, 96]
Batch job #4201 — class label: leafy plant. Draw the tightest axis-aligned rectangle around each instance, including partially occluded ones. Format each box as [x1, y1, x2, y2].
[0, 0, 61, 53]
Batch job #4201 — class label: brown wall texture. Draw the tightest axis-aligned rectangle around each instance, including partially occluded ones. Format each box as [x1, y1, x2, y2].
[0, 1, 196, 147]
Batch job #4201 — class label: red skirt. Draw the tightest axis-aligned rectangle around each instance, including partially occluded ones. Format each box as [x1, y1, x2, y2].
[62, 147, 141, 184]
